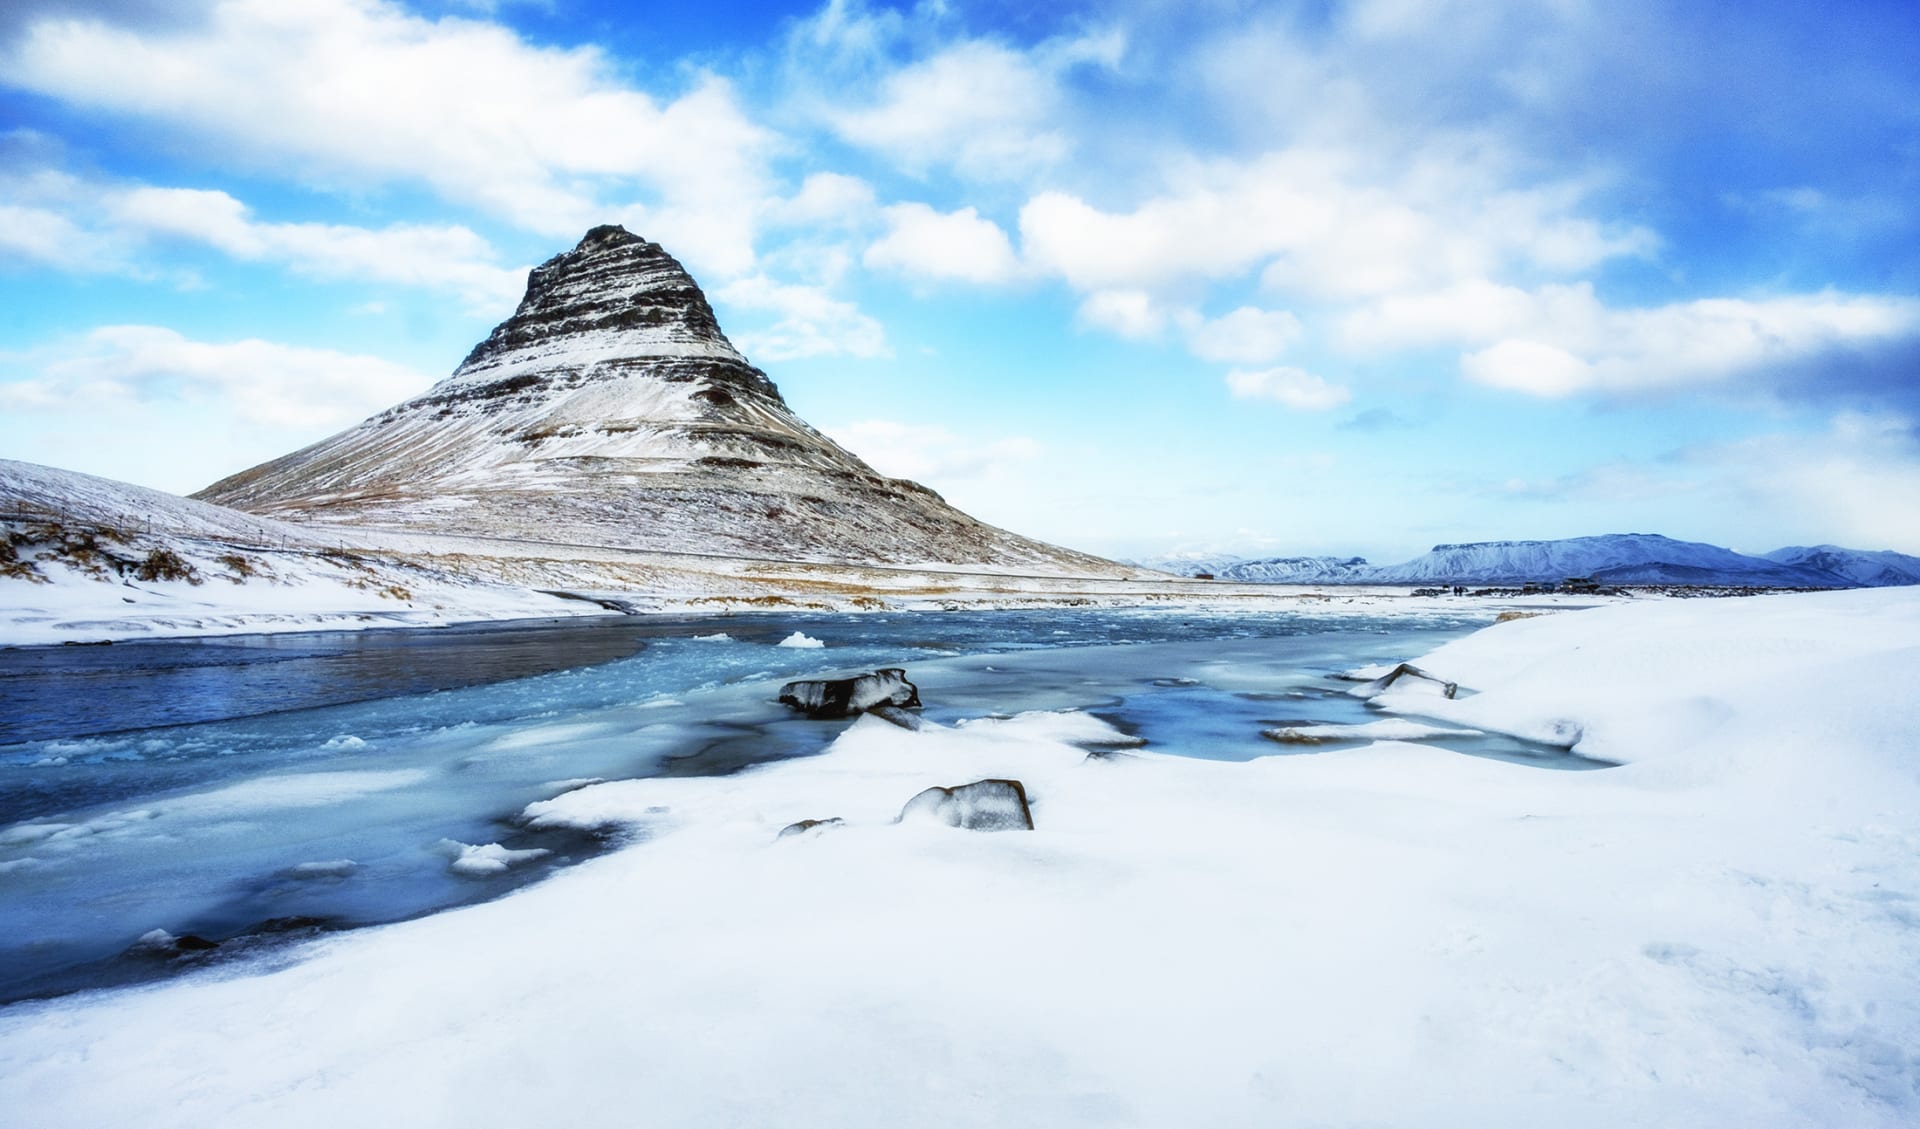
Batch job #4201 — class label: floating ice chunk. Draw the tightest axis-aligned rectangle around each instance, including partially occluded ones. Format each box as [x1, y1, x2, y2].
[690, 632, 733, 642]
[436, 840, 551, 877]
[322, 735, 367, 750]
[1262, 719, 1484, 745]
[1332, 663, 1399, 682]
[776, 631, 825, 648]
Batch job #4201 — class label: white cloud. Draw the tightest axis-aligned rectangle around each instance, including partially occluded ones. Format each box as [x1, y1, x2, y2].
[110, 186, 524, 310]
[1077, 290, 1166, 339]
[5, 0, 774, 273]
[1224, 366, 1350, 410]
[863, 203, 1021, 285]
[1345, 280, 1920, 397]
[1697, 413, 1920, 554]
[768, 173, 878, 229]
[1181, 306, 1301, 364]
[827, 39, 1071, 182]
[0, 325, 434, 427]
[0, 167, 525, 309]
[0, 202, 112, 270]
[1019, 150, 1653, 303]
[712, 275, 888, 362]
[825, 420, 1043, 482]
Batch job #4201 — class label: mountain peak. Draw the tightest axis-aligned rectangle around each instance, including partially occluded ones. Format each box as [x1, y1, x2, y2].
[193, 232, 1129, 576]
[453, 224, 746, 384]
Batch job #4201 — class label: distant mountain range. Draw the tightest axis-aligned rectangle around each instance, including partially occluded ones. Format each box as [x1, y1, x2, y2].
[1133, 534, 1920, 589]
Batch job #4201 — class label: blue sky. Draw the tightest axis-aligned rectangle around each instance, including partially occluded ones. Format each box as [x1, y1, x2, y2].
[3, 0, 1918, 562]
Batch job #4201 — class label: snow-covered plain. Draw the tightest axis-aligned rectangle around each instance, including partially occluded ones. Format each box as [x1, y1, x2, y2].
[1, 588, 1916, 1126]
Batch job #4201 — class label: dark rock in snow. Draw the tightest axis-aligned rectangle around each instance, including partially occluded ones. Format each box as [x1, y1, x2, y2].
[1348, 662, 1458, 700]
[127, 929, 219, 958]
[866, 703, 926, 731]
[777, 817, 845, 839]
[779, 668, 921, 719]
[898, 779, 1034, 831]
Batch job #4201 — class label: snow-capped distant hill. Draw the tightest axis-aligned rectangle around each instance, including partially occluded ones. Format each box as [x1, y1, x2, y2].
[197, 225, 1134, 578]
[1368, 534, 1839, 587]
[1218, 556, 1376, 583]
[1764, 545, 1920, 588]
[1145, 533, 1915, 588]
[1129, 553, 1248, 577]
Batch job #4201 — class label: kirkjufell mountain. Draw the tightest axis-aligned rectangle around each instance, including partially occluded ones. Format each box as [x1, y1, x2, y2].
[197, 226, 1128, 575]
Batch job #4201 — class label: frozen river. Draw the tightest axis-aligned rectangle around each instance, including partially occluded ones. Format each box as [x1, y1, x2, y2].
[0, 607, 1595, 1003]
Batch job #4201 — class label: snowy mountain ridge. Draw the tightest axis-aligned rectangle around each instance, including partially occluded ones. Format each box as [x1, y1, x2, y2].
[1141, 533, 1919, 588]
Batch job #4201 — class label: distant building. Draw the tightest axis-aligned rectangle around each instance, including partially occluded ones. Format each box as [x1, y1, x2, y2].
[1563, 576, 1600, 593]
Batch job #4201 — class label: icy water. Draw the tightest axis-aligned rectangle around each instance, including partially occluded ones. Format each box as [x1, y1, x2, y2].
[0, 607, 1599, 1004]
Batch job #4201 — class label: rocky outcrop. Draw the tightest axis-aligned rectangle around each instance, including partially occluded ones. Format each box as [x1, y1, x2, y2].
[195, 226, 1135, 575]
[897, 779, 1033, 831]
[779, 668, 921, 719]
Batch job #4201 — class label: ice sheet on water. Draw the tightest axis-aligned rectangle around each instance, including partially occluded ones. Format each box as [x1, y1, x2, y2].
[0, 607, 1493, 1003]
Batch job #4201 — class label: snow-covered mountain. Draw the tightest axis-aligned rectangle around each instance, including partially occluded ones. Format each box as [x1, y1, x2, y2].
[1219, 556, 1376, 583]
[1368, 534, 1838, 587]
[197, 226, 1132, 577]
[1763, 545, 1920, 588]
[1159, 534, 1914, 588]
[1128, 552, 1248, 578]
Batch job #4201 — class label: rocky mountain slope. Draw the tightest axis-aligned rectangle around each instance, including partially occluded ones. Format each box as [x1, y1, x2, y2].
[1160, 534, 1914, 588]
[196, 226, 1131, 577]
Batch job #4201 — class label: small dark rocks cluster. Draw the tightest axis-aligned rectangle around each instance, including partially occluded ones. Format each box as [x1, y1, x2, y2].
[775, 668, 1033, 838]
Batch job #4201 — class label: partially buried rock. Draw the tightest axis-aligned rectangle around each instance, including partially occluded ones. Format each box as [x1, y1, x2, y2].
[1344, 662, 1458, 700]
[777, 817, 845, 839]
[898, 779, 1033, 831]
[779, 668, 921, 719]
[128, 928, 219, 958]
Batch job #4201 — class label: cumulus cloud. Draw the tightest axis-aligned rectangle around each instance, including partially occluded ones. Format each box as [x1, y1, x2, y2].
[1224, 366, 1350, 410]
[1698, 413, 1920, 555]
[1181, 306, 1301, 365]
[1019, 149, 1653, 303]
[1076, 290, 1166, 339]
[768, 173, 878, 230]
[4, 0, 774, 272]
[830, 40, 1069, 181]
[712, 275, 888, 361]
[111, 187, 525, 310]
[0, 167, 524, 309]
[825, 420, 1043, 483]
[0, 325, 434, 427]
[1343, 280, 1920, 399]
[863, 203, 1021, 285]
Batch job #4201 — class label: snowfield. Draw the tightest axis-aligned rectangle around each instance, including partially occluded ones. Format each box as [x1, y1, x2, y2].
[1, 588, 1916, 1127]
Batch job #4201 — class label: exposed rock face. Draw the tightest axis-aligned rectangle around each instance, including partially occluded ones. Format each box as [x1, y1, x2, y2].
[897, 779, 1034, 831]
[778, 668, 921, 719]
[196, 226, 1129, 573]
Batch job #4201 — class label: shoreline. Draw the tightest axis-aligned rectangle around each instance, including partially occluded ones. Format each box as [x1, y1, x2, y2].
[2, 586, 1915, 1125]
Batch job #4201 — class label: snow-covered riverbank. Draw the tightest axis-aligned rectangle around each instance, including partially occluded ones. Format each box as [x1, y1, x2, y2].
[2, 587, 1915, 1126]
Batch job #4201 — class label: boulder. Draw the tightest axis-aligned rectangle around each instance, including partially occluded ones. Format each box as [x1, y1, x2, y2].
[779, 668, 921, 719]
[776, 817, 845, 839]
[898, 779, 1033, 831]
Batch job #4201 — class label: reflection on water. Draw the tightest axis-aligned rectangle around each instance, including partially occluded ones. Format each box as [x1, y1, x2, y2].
[1, 607, 1526, 1005]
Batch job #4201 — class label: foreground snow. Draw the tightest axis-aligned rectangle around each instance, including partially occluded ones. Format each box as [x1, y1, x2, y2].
[1, 588, 1916, 1126]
